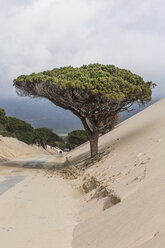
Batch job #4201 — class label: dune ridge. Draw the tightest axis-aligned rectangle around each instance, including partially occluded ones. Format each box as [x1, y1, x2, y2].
[71, 98, 165, 248]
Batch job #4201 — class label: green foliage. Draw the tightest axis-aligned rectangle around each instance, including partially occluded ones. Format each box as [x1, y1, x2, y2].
[14, 63, 155, 104]
[13, 63, 155, 157]
[6, 117, 36, 144]
[0, 109, 8, 136]
[0, 108, 65, 149]
[0, 108, 7, 124]
[67, 130, 88, 149]
[35, 128, 64, 149]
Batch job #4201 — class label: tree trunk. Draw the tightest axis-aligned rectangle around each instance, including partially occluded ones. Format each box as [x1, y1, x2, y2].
[89, 132, 99, 158]
[41, 141, 47, 150]
[78, 116, 99, 158]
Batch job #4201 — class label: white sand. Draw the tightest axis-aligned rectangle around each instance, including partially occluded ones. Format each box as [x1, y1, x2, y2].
[0, 136, 61, 161]
[72, 98, 165, 248]
[0, 165, 78, 248]
[0, 135, 78, 248]
[0, 137, 49, 160]
[1, 98, 165, 248]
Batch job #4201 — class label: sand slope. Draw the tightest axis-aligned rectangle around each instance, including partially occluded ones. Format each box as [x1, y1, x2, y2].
[0, 137, 50, 160]
[73, 99, 165, 248]
[0, 99, 165, 248]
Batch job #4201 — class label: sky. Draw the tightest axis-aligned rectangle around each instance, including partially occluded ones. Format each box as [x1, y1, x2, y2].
[0, 0, 165, 99]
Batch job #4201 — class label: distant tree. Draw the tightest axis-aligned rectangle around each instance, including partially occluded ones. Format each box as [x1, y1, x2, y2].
[35, 128, 52, 149]
[35, 127, 64, 149]
[6, 117, 36, 144]
[13, 64, 155, 157]
[0, 108, 65, 149]
[0, 108, 7, 124]
[0, 108, 7, 135]
[67, 130, 88, 148]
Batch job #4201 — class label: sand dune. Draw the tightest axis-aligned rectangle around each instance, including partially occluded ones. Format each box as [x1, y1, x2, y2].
[0, 99, 165, 248]
[0, 137, 50, 160]
[72, 98, 165, 248]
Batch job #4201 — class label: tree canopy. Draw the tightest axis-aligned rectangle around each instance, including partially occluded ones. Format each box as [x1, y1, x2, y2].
[0, 108, 7, 124]
[35, 128, 65, 149]
[13, 63, 155, 157]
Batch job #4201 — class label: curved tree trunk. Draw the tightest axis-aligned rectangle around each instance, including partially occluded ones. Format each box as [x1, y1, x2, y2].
[77, 116, 99, 158]
[89, 131, 99, 158]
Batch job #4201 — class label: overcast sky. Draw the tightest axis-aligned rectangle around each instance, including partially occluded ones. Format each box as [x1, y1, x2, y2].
[0, 0, 165, 99]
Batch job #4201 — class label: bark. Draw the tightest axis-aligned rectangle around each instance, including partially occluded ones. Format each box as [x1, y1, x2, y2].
[41, 142, 47, 150]
[79, 117, 98, 158]
[89, 131, 99, 158]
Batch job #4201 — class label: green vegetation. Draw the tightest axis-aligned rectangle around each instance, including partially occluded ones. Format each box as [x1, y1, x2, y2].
[35, 128, 65, 150]
[0, 108, 8, 136]
[14, 63, 155, 157]
[0, 108, 7, 124]
[6, 117, 36, 144]
[67, 130, 88, 149]
[0, 109, 65, 149]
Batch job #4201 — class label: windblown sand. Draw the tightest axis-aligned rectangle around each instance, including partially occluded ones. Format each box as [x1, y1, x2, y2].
[71, 98, 165, 248]
[0, 98, 165, 248]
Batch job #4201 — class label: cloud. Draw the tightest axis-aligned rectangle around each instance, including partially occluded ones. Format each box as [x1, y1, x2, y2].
[0, 0, 164, 98]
